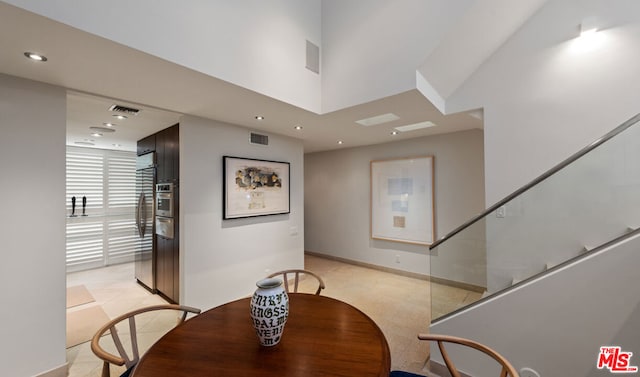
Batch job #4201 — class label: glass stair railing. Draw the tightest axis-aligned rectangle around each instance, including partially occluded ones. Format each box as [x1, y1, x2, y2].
[429, 113, 640, 323]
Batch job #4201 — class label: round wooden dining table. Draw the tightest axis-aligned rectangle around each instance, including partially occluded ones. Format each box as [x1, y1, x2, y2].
[131, 293, 391, 376]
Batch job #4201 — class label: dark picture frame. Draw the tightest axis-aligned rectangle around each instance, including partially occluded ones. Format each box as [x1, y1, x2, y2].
[223, 156, 290, 219]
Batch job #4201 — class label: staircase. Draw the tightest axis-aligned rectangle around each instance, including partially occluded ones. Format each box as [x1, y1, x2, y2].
[429, 112, 640, 322]
[426, 113, 640, 376]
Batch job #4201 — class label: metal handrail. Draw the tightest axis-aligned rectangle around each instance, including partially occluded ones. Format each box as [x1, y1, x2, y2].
[430, 112, 640, 250]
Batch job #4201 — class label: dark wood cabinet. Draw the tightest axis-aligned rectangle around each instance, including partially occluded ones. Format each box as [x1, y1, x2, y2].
[156, 124, 179, 183]
[156, 182, 179, 303]
[137, 134, 156, 156]
[155, 123, 179, 303]
[137, 123, 180, 304]
[156, 233, 178, 303]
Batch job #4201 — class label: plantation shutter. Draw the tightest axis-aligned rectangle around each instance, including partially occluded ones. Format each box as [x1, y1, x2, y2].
[66, 147, 138, 271]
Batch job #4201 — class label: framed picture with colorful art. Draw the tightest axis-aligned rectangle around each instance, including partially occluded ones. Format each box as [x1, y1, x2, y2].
[370, 156, 435, 245]
[223, 156, 290, 219]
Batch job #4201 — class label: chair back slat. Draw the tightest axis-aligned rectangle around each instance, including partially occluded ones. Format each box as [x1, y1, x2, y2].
[109, 325, 132, 368]
[437, 341, 462, 377]
[128, 316, 140, 366]
[267, 269, 326, 295]
[293, 271, 300, 292]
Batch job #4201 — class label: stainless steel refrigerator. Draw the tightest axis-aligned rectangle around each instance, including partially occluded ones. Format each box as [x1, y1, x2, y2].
[135, 152, 156, 292]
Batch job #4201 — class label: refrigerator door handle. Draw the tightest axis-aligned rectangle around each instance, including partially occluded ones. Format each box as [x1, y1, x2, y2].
[135, 194, 140, 235]
[136, 193, 146, 237]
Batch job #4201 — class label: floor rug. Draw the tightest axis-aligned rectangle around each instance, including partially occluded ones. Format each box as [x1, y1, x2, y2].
[67, 305, 110, 348]
[67, 285, 95, 308]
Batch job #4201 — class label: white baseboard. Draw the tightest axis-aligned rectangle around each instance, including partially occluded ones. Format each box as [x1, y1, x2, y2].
[35, 363, 67, 377]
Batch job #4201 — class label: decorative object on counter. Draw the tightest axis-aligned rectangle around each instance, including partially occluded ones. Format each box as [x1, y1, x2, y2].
[370, 156, 435, 245]
[70, 196, 77, 217]
[223, 156, 290, 219]
[82, 196, 87, 216]
[250, 277, 289, 347]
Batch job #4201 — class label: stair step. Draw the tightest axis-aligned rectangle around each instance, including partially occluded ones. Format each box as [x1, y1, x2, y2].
[545, 262, 559, 270]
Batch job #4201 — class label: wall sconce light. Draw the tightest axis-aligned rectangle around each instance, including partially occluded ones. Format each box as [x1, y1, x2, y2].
[571, 16, 604, 53]
[579, 17, 598, 38]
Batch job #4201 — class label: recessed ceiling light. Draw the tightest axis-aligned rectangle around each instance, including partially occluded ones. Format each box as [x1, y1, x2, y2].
[24, 52, 47, 62]
[394, 121, 437, 132]
[337, 140, 344, 145]
[255, 116, 265, 120]
[112, 114, 128, 120]
[90, 126, 115, 133]
[355, 113, 400, 127]
[91, 132, 103, 137]
[103, 122, 116, 127]
[294, 125, 303, 130]
[391, 131, 399, 136]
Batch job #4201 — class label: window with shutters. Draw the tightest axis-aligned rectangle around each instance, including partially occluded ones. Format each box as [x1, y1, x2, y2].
[66, 147, 137, 272]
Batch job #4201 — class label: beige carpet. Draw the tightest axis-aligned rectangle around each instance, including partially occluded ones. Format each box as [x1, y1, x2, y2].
[66, 285, 95, 308]
[67, 305, 111, 348]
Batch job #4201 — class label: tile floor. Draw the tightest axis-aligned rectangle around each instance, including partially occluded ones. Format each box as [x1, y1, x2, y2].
[66, 254, 480, 376]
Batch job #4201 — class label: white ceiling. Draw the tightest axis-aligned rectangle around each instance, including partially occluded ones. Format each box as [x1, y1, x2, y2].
[0, 1, 483, 153]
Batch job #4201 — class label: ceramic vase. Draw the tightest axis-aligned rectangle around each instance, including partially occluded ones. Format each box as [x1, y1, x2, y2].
[250, 277, 289, 346]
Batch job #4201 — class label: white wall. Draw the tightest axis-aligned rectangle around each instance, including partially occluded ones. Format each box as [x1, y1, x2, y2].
[0, 74, 67, 376]
[447, 0, 640, 206]
[320, 0, 473, 113]
[5, 0, 323, 113]
[304, 130, 485, 283]
[430, 232, 640, 377]
[180, 115, 304, 311]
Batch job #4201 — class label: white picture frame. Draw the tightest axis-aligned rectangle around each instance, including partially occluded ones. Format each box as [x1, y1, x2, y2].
[370, 156, 435, 245]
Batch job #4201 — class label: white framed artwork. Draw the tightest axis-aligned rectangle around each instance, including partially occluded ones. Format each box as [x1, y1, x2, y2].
[370, 156, 435, 245]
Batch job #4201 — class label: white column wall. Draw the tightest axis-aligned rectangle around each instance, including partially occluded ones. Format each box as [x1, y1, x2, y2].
[179, 115, 304, 311]
[304, 130, 485, 283]
[0, 74, 67, 376]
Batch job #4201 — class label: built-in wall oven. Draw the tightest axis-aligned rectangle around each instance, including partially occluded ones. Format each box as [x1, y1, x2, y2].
[155, 183, 174, 239]
[156, 183, 174, 217]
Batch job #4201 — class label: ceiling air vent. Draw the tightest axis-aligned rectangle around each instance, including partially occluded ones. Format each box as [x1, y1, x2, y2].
[250, 132, 269, 146]
[109, 104, 140, 115]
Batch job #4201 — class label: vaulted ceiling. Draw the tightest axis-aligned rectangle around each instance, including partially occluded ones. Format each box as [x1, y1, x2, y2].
[0, 0, 546, 152]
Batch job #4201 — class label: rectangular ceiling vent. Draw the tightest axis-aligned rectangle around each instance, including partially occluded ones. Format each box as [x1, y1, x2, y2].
[109, 104, 140, 115]
[250, 132, 269, 146]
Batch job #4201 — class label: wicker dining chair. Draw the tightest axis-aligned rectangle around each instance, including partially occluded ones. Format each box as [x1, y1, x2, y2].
[267, 269, 326, 295]
[91, 304, 201, 377]
[390, 334, 519, 377]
